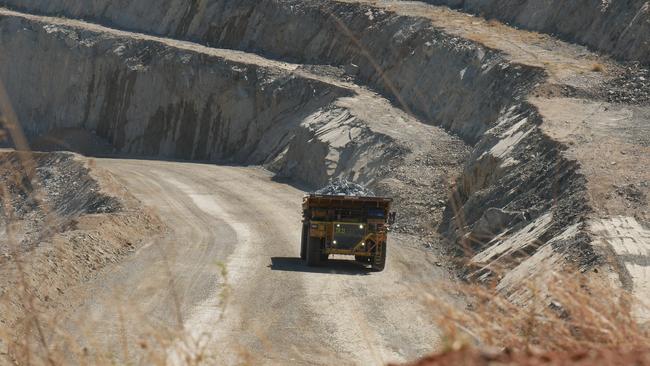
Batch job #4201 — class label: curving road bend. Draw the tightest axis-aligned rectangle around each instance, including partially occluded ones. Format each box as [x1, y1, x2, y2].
[63, 158, 447, 365]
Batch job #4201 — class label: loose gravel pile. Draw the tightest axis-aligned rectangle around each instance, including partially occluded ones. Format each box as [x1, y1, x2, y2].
[604, 63, 650, 105]
[0, 152, 121, 254]
[315, 178, 375, 196]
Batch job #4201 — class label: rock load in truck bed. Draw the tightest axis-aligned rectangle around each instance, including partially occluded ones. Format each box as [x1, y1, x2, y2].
[315, 179, 375, 197]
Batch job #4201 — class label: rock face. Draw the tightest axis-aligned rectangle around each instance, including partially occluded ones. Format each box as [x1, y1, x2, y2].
[9, 0, 648, 66]
[0, 9, 467, 220]
[0, 0, 540, 144]
[0, 12, 407, 189]
[0, 13, 335, 167]
[421, 0, 650, 65]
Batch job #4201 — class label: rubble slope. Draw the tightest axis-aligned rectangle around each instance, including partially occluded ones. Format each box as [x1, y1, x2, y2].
[0, 151, 161, 341]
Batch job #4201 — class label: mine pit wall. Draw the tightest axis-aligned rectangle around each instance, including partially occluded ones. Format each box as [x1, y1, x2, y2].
[0, 0, 540, 144]
[420, 0, 650, 66]
[0, 2, 598, 293]
[0, 13, 401, 188]
[270, 107, 404, 187]
[0, 12, 341, 161]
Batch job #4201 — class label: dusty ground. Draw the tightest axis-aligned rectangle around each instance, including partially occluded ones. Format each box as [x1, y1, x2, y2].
[47, 158, 457, 365]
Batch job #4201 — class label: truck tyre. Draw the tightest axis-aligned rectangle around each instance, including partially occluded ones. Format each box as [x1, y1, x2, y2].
[306, 236, 322, 266]
[371, 242, 387, 272]
[355, 255, 371, 264]
[300, 223, 308, 260]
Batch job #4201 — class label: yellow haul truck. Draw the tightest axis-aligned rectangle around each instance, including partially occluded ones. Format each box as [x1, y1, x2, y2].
[300, 194, 393, 271]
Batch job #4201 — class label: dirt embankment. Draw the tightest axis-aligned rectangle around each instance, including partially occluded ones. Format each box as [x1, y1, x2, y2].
[0, 151, 161, 347]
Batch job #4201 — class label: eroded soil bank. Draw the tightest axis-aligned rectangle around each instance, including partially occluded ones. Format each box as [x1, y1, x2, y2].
[0, 151, 161, 354]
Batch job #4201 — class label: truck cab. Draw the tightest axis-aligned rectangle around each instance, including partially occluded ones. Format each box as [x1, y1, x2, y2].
[300, 194, 393, 271]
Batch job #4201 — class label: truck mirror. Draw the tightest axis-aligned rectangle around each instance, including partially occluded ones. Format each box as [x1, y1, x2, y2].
[388, 212, 397, 225]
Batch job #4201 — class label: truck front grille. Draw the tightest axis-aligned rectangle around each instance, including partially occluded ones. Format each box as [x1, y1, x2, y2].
[331, 223, 365, 249]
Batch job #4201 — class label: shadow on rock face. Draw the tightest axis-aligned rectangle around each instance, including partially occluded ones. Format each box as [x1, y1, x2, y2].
[30, 128, 116, 156]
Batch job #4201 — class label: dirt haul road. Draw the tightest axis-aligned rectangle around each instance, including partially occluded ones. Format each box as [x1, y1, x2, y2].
[59, 157, 447, 365]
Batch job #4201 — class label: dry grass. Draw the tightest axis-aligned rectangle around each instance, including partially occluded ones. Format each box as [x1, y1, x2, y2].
[429, 271, 649, 354]
[4, 264, 649, 365]
[591, 63, 605, 72]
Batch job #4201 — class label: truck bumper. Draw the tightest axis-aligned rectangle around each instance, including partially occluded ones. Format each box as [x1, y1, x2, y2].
[324, 248, 373, 256]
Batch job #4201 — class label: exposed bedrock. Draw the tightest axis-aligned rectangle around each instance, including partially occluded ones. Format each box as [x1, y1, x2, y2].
[0, 13, 410, 189]
[440, 103, 593, 284]
[0, 15, 332, 160]
[0, 0, 543, 144]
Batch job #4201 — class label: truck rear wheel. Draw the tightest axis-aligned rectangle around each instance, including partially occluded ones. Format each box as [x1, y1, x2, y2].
[300, 223, 308, 260]
[371, 242, 387, 272]
[306, 236, 322, 266]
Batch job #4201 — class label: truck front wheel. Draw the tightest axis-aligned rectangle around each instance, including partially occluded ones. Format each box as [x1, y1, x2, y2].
[371, 242, 387, 272]
[306, 236, 322, 266]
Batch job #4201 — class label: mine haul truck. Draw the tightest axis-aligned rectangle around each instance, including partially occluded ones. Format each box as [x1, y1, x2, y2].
[300, 194, 393, 272]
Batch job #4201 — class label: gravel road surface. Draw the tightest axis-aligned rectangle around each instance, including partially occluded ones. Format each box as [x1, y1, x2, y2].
[59, 158, 449, 365]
